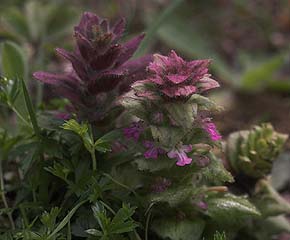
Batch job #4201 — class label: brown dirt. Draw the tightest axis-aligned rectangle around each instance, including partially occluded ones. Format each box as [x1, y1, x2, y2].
[214, 91, 290, 149]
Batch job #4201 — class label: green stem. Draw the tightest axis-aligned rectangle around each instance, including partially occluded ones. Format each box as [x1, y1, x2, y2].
[10, 105, 31, 127]
[145, 203, 155, 240]
[145, 210, 152, 240]
[19, 204, 29, 228]
[102, 173, 142, 203]
[89, 124, 97, 171]
[0, 159, 15, 230]
[21, 79, 41, 139]
[91, 150, 97, 171]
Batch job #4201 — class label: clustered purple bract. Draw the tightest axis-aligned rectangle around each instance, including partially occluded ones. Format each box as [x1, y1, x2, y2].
[141, 50, 219, 98]
[34, 12, 152, 122]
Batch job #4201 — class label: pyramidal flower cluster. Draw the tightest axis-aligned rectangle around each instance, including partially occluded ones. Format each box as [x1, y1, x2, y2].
[34, 12, 152, 122]
[136, 50, 219, 99]
[121, 51, 222, 167]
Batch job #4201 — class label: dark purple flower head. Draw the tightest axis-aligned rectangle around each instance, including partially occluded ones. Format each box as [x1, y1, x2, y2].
[144, 50, 219, 98]
[143, 141, 165, 159]
[73, 12, 145, 72]
[33, 12, 152, 122]
[167, 144, 193, 166]
[123, 121, 144, 142]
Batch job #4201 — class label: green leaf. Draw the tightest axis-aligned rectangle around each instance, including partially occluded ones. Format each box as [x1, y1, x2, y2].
[62, 119, 93, 153]
[271, 153, 290, 190]
[188, 94, 222, 112]
[40, 207, 61, 231]
[201, 153, 234, 185]
[45, 162, 71, 183]
[21, 78, 41, 138]
[94, 130, 122, 153]
[0, 41, 27, 79]
[109, 204, 138, 234]
[150, 126, 183, 147]
[213, 231, 227, 240]
[134, 0, 186, 56]
[252, 179, 290, 217]
[1, 8, 30, 40]
[47, 200, 87, 240]
[164, 102, 197, 129]
[148, 185, 194, 207]
[134, 155, 175, 172]
[85, 229, 103, 236]
[151, 218, 205, 240]
[206, 193, 261, 225]
[241, 54, 285, 91]
[25, 1, 45, 41]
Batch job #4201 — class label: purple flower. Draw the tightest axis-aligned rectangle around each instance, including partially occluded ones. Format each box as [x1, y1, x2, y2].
[196, 201, 208, 210]
[123, 122, 144, 141]
[33, 12, 152, 122]
[143, 141, 165, 159]
[151, 177, 172, 193]
[55, 112, 71, 120]
[203, 120, 222, 141]
[167, 145, 193, 166]
[140, 50, 219, 99]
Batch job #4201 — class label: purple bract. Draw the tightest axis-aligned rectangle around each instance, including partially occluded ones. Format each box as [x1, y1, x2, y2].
[143, 50, 219, 98]
[34, 12, 152, 122]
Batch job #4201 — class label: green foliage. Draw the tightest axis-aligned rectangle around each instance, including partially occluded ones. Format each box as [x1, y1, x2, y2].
[0, 41, 27, 79]
[227, 123, 288, 178]
[241, 54, 285, 91]
[86, 202, 139, 240]
[206, 193, 261, 225]
[1, 1, 77, 43]
[213, 231, 227, 240]
[151, 218, 205, 240]
[201, 153, 234, 185]
[252, 179, 290, 217]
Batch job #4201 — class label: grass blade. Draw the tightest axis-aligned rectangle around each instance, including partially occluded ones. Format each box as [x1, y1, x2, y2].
[20, 78, 41, 138]
[47, 200, 87, 240]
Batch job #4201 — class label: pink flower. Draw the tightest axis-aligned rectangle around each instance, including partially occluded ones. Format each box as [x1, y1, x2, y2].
[196, 201, 208, 210]
[203, 121, 222, 141]
[143, 50, 219, 98]
[167, 145, 193, 166]
[143, 141, 165, 159]
[123, 121, 144, 141]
